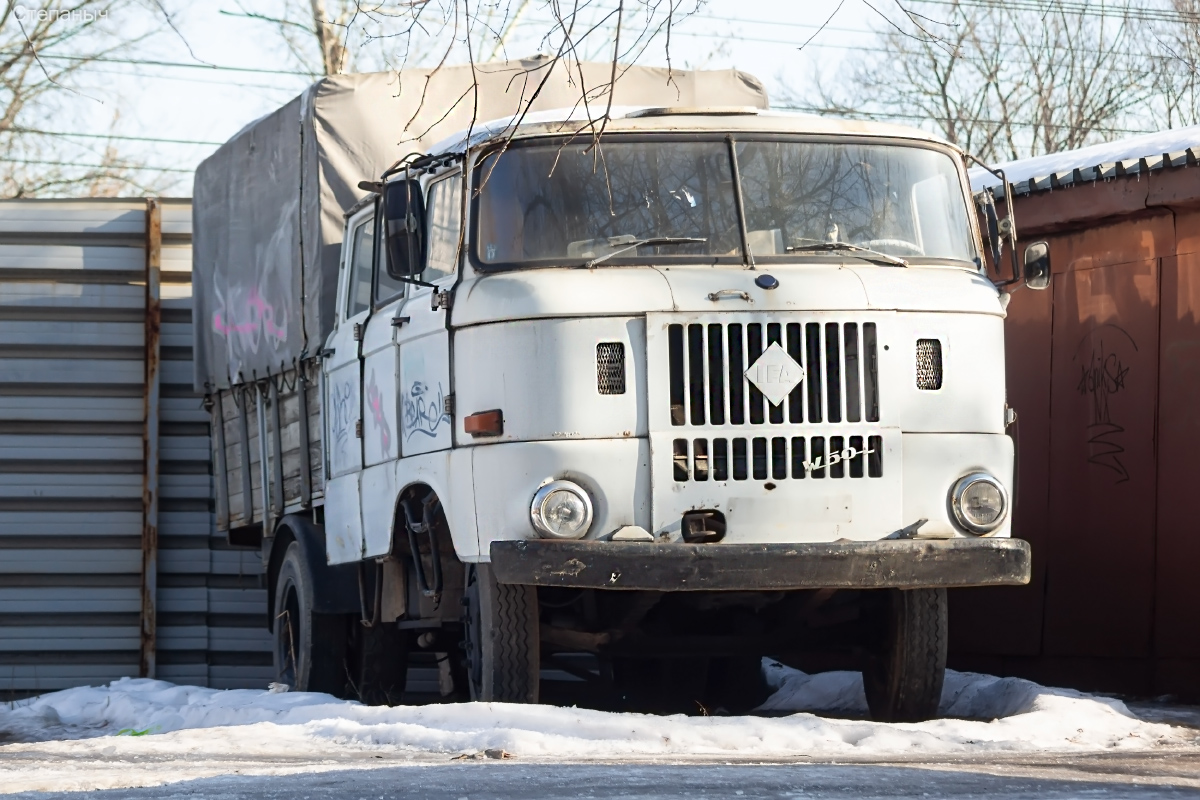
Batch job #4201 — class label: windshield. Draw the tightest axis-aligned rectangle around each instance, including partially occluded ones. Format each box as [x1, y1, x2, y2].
[472, 136, 977, 270]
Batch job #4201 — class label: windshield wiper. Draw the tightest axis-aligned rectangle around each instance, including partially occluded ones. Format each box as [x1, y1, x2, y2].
[785, 241, 908, 267]
[582, 236, 707, 268]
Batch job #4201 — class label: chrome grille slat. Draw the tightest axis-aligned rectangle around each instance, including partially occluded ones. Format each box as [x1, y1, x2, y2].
[672, 433, 885, 482]
[668, 318, 880, 429]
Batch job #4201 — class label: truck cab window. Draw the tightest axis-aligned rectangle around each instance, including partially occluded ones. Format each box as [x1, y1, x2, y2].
[374, 222, 408, 305]
[424, 174, 462, 284]
[346, 215, 374, 317]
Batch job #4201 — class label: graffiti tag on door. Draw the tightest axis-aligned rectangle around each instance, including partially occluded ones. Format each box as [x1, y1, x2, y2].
[329, 380, 356, 462]
[403, 381, 450, 440]
[365, 370, 393, 453]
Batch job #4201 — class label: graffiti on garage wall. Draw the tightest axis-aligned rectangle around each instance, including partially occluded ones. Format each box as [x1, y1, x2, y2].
[1075, 324, 1136, 484]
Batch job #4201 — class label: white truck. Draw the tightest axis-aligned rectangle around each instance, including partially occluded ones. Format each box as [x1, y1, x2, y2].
[194, 60, 1042, 721]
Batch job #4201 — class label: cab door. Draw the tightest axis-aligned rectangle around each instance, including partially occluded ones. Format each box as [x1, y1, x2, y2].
[395, 172, 461, 456]
[358, 222, 409, 557]
[322, 210, 374, 564]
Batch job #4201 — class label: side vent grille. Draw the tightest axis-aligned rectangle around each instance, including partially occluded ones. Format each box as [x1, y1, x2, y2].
[596, 342, 626, 394]
[916, 339, 943, 390]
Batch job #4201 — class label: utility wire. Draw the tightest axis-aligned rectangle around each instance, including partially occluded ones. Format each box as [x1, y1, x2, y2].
[775, 103, 1156, 136]
[15, 53, 316, 77]
[11, 128, 224, 146]
[3, 158, 192, 173]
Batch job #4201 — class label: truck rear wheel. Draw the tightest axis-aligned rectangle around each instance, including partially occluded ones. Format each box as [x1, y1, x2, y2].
[463, 564, 540, 703]
[863, 588, 947, 722]
[274, 541, 349, 695]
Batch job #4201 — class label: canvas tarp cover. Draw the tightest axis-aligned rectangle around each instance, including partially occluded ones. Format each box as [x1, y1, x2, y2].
[192, 57, 768, 390]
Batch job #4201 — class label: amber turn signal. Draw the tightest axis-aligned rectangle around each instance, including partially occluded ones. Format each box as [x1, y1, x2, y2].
[464, 409, 504, 437]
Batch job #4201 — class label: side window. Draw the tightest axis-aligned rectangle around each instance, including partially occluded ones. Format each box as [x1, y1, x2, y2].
[424, 174, 462, 284]
[375, 225, 408, 304]
[346, 215, 374, 318]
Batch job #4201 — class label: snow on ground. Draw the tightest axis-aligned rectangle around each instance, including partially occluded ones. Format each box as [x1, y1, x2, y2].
[1, 664, 1196, 794]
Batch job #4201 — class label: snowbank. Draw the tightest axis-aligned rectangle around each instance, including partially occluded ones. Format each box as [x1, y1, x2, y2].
[1, 665, 1192, 762]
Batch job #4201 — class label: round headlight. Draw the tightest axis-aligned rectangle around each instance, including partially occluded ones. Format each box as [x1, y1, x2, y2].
[530, 480, 593, 539]
[950, 472, 1008, 534]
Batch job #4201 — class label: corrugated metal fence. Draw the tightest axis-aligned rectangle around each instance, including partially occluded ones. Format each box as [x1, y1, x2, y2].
[0, 198, 271, 696]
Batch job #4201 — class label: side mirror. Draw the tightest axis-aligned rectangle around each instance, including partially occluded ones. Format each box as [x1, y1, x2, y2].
[1023, 241, 1051, 290]
[383, 179, 426, 278]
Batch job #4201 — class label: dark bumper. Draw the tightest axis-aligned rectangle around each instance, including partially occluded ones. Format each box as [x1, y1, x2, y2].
[490, 538, 1031, 591]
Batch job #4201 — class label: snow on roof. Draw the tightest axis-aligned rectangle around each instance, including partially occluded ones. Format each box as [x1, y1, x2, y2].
[969, 123, 1200, 195]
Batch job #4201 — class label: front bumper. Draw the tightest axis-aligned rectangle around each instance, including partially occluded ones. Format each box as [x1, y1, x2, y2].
[490, 538, 1031, 591]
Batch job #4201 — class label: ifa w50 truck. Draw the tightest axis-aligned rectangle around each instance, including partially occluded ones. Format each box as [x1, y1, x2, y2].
[194, 58, 1042, 721]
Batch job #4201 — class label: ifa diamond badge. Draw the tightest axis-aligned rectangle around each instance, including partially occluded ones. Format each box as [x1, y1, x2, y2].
[744, 342, 804, 406]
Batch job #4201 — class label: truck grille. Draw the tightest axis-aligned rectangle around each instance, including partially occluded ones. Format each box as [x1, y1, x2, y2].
[667, 321, 880, 427]
[672, 434, 884, 482]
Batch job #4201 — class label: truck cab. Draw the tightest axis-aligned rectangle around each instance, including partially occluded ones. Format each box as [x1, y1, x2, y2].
[281, 107, 1039, 720]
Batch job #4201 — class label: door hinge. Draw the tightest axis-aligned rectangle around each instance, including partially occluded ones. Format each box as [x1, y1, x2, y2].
[433, 290, 453, 311]
[355, 419, 362, 438]
[442, 393, 455, 417]
[353, 322, 363, 341]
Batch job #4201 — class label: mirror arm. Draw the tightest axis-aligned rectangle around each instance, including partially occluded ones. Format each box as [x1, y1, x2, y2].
[966, 154, 1021, 287]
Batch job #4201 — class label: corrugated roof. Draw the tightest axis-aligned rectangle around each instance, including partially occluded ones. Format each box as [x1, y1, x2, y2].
[968, 123, 1200, 196]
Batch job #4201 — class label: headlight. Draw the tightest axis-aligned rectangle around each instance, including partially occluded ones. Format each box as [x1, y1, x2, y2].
[950, 472, 1008, 534]
[530, 480, 593, 539]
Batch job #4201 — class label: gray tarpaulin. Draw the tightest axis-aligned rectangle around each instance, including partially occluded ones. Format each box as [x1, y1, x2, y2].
[193, 56, 767, 390]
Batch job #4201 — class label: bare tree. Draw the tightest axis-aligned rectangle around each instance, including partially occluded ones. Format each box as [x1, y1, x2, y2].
[789, 0, 1157, 162]
[1149, 0, 1200, 128]
[0, 0, 171, 197]
[226, 0, 704, 163]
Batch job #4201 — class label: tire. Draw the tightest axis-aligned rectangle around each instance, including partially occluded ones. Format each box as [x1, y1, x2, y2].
[463, 564, 540, 703]
[706, 656, 771, 715]
[273, 541, 349, 695]
[863, 588, 947, 722]
[349, 613, 409, 705]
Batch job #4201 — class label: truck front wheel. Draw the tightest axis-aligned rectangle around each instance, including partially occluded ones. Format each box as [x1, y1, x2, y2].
[273, 541, 348, 695]
[463, 564, 540, 703]
[863, 588, 947, 722]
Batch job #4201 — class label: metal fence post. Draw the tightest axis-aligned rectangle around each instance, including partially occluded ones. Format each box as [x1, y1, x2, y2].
[140, 198, 162, 679]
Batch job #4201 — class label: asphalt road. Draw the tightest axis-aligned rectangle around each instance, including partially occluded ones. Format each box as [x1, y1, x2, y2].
[13, 756, 1200, 800]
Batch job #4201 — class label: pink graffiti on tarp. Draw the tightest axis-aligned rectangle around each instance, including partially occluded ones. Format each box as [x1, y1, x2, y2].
[212, 287, 287, 341]
[365, 370, 392, 453]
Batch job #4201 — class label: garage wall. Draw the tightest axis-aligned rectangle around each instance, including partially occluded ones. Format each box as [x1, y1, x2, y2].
[949, 160, 1200, 698]
[0, 198, 271, 695]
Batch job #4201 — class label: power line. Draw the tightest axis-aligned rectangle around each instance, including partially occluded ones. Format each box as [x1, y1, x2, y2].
[3, 158, 192, 174]
[11, 128, 224, 146]
[775, 103, 1155, 136]
[84, 65, 307, 92]
[26, 53, 316, 77]
[926, 0, 1200, 25]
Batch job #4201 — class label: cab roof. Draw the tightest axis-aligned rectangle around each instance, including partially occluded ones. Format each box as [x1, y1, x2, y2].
[426, 106, 957, 157]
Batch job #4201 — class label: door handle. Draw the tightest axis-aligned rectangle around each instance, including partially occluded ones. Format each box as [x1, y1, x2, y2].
[318, 347, 336, 358]
[391, 316, 411, 328]
[707, 289, 752, 302]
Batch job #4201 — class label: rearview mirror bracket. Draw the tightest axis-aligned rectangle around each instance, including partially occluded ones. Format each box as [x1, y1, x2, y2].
[966, 154, 1020, 287]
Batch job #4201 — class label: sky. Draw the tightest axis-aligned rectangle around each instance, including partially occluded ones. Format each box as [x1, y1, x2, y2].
[44, 0, 886, 194]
